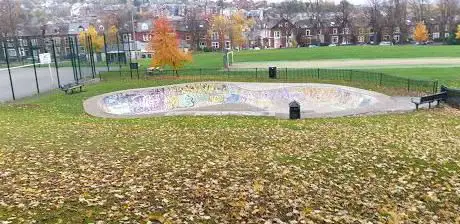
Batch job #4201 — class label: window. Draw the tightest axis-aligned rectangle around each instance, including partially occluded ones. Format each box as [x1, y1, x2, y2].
[384, 35, 390, 41]
[212, 42, 219, 49]
[445, 33, 450, 38]
[143, 34, 151, 42]
[319, 29, 322, 35]
[434, 25, 439, 31]
[225, 41, 231, 49]
[331, 36, 338, 43]
[306, 29, 311, 36]
[432, 32, 440, 39]
[344, 28, 349, 34]
[394, 27, 400, 33]
[141, 23, 149, 31]
[444, 24, 449, 31]
[274, 31, 281, 38]
[186, 35, 191, 40]
[333, 28, 338, 35]
[358, 36, 365, 42]
[199, 42, 206, 48]
[212, 32, 218, 40]
[7, 49, 17, 57]
[393, 35, 400, 42]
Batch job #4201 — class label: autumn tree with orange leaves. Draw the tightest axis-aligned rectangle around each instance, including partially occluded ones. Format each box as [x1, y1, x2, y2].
[413, 22, 428, 43]
[148, 17, 191, 75]
[456, 24, 460, 41]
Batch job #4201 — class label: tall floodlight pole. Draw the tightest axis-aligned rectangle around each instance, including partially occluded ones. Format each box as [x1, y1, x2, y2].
[131, 0, 137, 60]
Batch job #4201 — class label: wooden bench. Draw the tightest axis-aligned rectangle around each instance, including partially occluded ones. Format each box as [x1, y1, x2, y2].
[411, 92, 447, 110]
[60, 83, 84, 94]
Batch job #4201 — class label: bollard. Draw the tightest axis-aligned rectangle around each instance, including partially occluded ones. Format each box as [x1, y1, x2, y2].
[289, 101, 300, 119]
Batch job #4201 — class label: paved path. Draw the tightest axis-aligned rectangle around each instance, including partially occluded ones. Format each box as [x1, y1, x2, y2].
[232, 57, 460, 69]
[0, 65, 107, 103]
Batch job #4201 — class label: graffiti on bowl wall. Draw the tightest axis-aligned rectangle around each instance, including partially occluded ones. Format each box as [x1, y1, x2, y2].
[102, 83, 371, 115]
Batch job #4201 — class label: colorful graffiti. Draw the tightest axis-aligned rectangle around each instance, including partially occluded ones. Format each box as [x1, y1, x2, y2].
[102, 83, 375, 115]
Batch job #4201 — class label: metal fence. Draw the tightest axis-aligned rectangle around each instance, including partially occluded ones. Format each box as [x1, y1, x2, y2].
[103, 67, 438, 96]
[0, 35, 105, 102]
[0, 32, 141, 102]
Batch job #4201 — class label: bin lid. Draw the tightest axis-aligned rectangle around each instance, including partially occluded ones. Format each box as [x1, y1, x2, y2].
[289, 101, 300, 107]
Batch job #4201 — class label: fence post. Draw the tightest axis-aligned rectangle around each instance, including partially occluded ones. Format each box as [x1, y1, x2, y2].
[103, 33, 110, 72]
[68, 37, 78, 82]
[285, 68, 288, 81]
[317, 68, 320, 79]
[433, 80, 438, 93]
[28, 38, 39, 94]
[349, 70, 353, 82]
[116, 33, 122, 77]
[74, 35, 82, 80]
[2, 41, 15, 101]
[88, 36, 96, 79]
[255, 68, 258, 80]
[407, 78, 410, 92]
[127, 34, 133, 79]
[51, 38, 62, 87]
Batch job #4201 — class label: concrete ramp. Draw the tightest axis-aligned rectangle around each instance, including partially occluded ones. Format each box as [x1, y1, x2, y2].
[84, 82, 417, 119]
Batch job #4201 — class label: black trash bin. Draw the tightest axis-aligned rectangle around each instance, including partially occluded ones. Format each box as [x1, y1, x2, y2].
[289, 101, 300, 119]
[269, 66, 277, 79]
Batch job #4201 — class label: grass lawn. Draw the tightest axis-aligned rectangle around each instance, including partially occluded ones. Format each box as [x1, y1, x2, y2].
[1, 76, 460, 223]
[369, 67, 460, 85]
[137, 45, 460, 69]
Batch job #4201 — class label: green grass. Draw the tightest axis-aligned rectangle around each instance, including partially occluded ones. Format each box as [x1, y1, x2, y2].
[137, 45, 460, 69]
[368, 67, 460, 87]
[1, 76, 460, 223]
[234, 45, 460, 62]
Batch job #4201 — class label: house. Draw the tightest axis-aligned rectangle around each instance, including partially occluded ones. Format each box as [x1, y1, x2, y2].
[295, 20, 353, 46]
[269, 18, 296, 48]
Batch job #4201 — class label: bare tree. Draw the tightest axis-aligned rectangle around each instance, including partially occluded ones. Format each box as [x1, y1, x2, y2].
[184, 7, 207, 50]
[0, 0, 23, 37]
[278, 0, 309, 19]
[408, 0, 434, 21]
[310, 0, 324, 45]
[381, 0, 408, 43]
[437, 0, 458, 39]
[367, 0, 384, 44]
[336, 0, 353, 44]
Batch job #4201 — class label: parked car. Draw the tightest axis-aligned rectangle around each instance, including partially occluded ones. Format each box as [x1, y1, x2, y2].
[328, 44, 337, 47]
[308, 44, 319, 48]
[379, 41, 393, 46]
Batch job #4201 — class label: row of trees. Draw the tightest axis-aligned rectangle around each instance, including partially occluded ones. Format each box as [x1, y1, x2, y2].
[80, 18, 191, 73]
[208, 11, 255, 50]
[275, 0, 459, 44]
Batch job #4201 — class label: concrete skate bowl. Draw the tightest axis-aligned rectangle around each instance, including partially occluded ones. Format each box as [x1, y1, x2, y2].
[84, 82, 415, 119]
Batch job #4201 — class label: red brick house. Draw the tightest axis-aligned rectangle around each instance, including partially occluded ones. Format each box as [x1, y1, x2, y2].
[269, 18, 296, 48]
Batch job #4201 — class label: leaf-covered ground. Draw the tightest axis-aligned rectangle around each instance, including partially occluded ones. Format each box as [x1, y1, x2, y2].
[0, 79, 460, 223]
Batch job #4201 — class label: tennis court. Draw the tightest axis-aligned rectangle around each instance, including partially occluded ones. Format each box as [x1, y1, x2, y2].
[0, 64, 106, 102]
